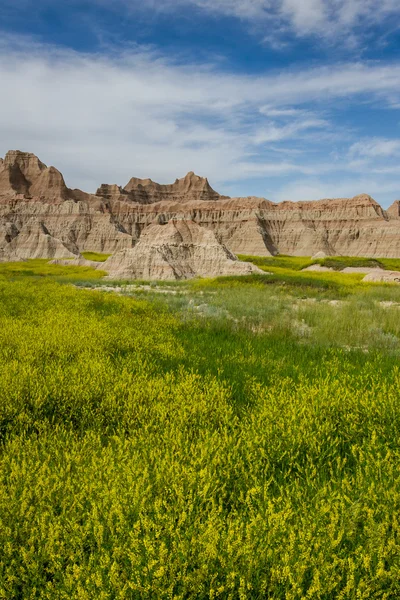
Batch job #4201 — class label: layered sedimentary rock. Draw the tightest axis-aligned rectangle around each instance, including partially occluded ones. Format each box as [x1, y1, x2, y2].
[261, 195, 397, 257]
[1, 150, 400, 261]
[103, 219, 262, 280]
[123, 171, 223, 204]
[7, 220, 78, 260]
[388, 200, 400, 219]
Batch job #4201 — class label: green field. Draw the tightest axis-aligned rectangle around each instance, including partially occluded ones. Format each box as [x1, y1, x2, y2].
[1, 258, 400, 598]
[239, 254, 400, 273]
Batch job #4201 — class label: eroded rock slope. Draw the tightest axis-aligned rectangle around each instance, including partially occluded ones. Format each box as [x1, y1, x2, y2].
[1, 150, 400, 260]
[103, 219, 262, 280]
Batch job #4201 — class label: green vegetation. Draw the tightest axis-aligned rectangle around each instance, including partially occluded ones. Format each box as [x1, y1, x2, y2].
[239, 254, 314, 271]
[1, 259, 400, 598]
[211, 269, 366, 296]
[0, 258, 105, 281]
[318, 256, 400, 272]
[236, 254, 400, 297]
[240, 253, 400, 273]
[81, 251, 112, 262]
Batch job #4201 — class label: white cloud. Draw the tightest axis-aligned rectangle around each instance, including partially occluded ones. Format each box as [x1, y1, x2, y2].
[349, 138, 400, 158]
[0, 37, 400, 204]
[274, 176, 400, 203]
[253, 118, 328, 144]
[4, 0, 400, 48]
[259, 106, 305, 117]
[280, 0, 327, 35]
[121, 0, 400, 46]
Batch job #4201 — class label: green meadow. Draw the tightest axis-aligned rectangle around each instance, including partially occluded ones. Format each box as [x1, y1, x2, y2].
[1, 257, 400, 598]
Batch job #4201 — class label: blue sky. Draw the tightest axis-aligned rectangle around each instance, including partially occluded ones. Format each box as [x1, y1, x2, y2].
[1, 0, 400, 206]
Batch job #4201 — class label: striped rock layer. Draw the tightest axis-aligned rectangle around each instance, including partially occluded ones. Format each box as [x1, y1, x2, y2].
[1, 150, 400, 260]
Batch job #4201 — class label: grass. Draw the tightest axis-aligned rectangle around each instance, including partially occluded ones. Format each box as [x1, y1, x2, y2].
[1, 258, 400, 597]
[0, 258, 105, 281]
[236, 254, 400, 297]
[206, 268, 367, 299]
[239, 254, 314, 271]
[240, 253, 400, 273]
[318, 256, 400, 271]
[81, 251, 112, 262]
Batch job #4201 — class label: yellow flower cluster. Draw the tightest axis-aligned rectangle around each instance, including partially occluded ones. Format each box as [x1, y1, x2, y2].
[0, 261, 400, 598]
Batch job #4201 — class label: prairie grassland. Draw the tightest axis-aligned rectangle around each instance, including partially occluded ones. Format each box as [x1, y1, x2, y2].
[1, 259, 400, 598]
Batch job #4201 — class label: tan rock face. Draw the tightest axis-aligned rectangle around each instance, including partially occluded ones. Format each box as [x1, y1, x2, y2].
[0, 162, 30, 197]
[387, 201, 400, 219]
[0, 150, 74, 202]
[4, 150, 46, 185]
[123, 171, 222, 204]
[363, 270, 400, 283]
[103, 219, 262, 280]
[7, 220, 78, 260]
[1, 150, 400, 262]
[29, 166, 70, 200]
[0, 221, 20, 262]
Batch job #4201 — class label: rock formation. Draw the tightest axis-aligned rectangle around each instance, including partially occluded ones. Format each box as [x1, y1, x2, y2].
[123, 171, 223, 204]
[103, 219, 262, 280]
[363, 270, 400, 283]
[387, 200, 400, 219]
[7, 220, 78, 260]
[1, 150, 400, 263]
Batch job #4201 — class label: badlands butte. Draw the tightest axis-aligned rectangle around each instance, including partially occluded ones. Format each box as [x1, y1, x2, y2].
[1, 149, 400, 279]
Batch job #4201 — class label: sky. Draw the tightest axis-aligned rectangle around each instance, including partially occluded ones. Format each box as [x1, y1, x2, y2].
[1, 0, 400, 205]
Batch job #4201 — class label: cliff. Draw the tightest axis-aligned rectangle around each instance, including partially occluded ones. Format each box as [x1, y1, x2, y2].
[1, 150, 400, 260]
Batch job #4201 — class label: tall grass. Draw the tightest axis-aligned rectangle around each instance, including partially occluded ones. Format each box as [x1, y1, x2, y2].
[1, 261, 400, 597]
[0, 258, 105, 281]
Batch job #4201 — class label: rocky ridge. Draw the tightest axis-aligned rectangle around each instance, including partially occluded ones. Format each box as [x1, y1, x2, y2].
[1, 150, 400, 263]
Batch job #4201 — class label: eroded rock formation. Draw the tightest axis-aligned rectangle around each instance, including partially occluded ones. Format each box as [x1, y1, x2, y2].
[102, 219, 262, 280]
[1, 150, 400, 262]
[363, 270, 400, 283]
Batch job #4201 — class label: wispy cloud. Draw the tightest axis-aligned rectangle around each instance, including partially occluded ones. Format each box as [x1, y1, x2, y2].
[118, 0, 400, 47]
[349, 138, 400, 158]
[0, 36, 399, 204]
[275, 176, 400, 203]
[3, 0, 400, 48]
[259, 106, 306, 117]
[253, 118, 328, 144]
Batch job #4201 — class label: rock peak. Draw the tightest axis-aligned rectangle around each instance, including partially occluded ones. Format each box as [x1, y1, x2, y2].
[29, 166, 70, 200]
[121, 171, 221, 203]
[4, 150, 46, 182]
[0, 151, 73, 200]
[2, 149, 400, 260]
[351, 193, 377, 203]
[4, 150, 46, 171]
[388, 200, 400, 218]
